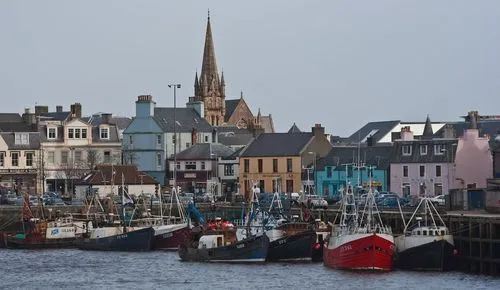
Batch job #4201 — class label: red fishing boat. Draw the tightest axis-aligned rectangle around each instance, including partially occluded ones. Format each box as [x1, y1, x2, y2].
[323, 177, 395, 271]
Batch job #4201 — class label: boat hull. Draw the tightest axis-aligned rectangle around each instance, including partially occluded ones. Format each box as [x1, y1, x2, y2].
[311, 231, 328, 262]
[394, 239, 456, 271]
[4, 235, 77, 249]
[78, 227, 154, 251]
[267, 230, 315, 262]
[178, 234, 269, 263]
[323, 233, 395, 271]
[153, 224, 191, 250]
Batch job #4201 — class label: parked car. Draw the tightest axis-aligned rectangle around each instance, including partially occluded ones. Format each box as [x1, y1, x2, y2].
[299, 194, 328, 209]
[428, 194, 446, 206]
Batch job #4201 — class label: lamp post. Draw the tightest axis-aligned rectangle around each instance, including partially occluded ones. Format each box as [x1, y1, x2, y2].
[168, 84, 181, 196]
[308, 151, 317, 195]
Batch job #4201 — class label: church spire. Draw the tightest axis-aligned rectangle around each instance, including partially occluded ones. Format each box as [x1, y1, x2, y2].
[422, 114, 434, 139]
[201, 11, 218, 85]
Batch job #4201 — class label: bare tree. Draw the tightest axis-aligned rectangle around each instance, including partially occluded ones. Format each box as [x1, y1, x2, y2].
[86, 149, 101, 170]
[122, 149, 138, 165]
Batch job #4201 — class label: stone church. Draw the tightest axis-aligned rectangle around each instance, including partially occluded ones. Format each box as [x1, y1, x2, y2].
[188, 14, 274, 133]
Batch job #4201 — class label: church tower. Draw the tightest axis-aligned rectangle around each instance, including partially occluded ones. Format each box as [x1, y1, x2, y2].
[193, 12, 226, 126]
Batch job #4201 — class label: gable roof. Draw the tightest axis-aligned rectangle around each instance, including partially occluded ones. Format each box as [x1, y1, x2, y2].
[317, 145, 393, 170]
[171, 143, 235, 160]
[83, 114, 132, 130]
[0, 113, 22, 123]
[224, 99, 240, 122]
[241, 132, 313, 157]
[0, 122, 36, 132]
[154, 107, 212, 133]
[40, 111, 71, 121]
[76, 164, 158, 186]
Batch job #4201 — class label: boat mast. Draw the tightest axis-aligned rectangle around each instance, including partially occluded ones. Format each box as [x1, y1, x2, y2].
[121, 171, 126, 233]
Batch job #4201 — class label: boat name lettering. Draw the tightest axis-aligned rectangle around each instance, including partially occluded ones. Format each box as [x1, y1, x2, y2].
[117, 234, 128, 239]
[278, 239, 287, 245]
[340, 245, 352, 252]
[162, 233, 173, 238]
[236, 244, 245, 249]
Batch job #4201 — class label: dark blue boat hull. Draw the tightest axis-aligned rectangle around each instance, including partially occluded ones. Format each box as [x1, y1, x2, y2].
[267, 230, 315, 262]
[78, 227, 154, 251]
[394, 239, 456, 271]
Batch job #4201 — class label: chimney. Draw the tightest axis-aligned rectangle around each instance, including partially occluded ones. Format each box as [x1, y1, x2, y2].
[191, 128, 198, 145]
[400, 126, 414, 141]
[312, 123, 325, 138]
[35, 105, 49, 116]
[468, 110, 479, 130]
[102, 113, 112, 124]
[136, 95, 155, 118]
[56, 105, 63, 113]
[22, 108, 36, 126]
[70, 103, 82, 119]
[211, 128, 218, 143]
[442, 124, 456, 139]
[186, 96, 204, 118]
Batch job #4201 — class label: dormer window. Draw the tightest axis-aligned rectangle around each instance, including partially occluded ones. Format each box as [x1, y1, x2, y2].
[82, 128, 87, 139]
[100, 127, 109, 139]
[420, 145, 427, 155]
[68, 129, 74, 139]
[434, 144, 444, 155]
[402, 145, 412, 156]
[14, 133, 29, 145]
[48, 127, 57, 139]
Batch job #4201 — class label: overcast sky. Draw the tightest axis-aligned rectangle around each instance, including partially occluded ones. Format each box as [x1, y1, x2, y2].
[1, 1, 499, 136]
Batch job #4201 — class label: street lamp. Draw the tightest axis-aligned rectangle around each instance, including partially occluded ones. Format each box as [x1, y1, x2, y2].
[168, 84, 181, 196]
[308, 151, 317, 195]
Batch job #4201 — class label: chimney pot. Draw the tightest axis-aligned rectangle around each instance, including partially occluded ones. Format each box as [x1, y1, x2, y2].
[56, 105, 63, 113]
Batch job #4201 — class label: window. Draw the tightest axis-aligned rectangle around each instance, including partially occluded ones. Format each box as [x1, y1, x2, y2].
[273, 159, 278, 173]
[420, 145, 427, 155]
[103, 151, 111, 163]
[205, 136, 209, 142]
[402, 145, 412, 156]
[75, 128, 81, 139]
[403, 165, 408, 177]
[286, 180, 294, 193]
[419, 165, 425, 177]
[327, 166, 332, 178]
[157, 153, 162, 167]
[68, 128, 74, 139]
[176, 161, 181, 170]
[186, 142, 190, 148]
[434, 183, 443, 195]
[434, 144, 444, 155]
[48, 127, 57, 139]
[201, 161, 206, 170]
[402, 183, 410, 196]
[26, 152, 33, 167]
[259, 180, 265, 193]
[347, 166, 353, 178]
[0, 152, 4, 167]
[61, 151, 68, 164]
[129, 135, 133, 145]
[258, 159, 263, 173]
[47, 152, 55, 164]
[15, 133, 29, 145]
[224, 164, 234, 176]
[74, 151, 82, 162]
[11, 152, 19, 166]
[100, 127, 109, 139]
[286, 158, 293, 173]
[436, 165, 442, 177]
[186, 161, 196, 170]
[244, 159, 249, 173]
[82, 128, 87, 139]
[156, 134, 161, 145]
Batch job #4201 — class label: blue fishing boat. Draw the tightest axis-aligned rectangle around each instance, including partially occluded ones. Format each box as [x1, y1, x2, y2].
[78, 226, 154, 251]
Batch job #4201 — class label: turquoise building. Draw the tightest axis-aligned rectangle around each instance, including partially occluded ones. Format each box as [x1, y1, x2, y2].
[315, 145, 392, 198]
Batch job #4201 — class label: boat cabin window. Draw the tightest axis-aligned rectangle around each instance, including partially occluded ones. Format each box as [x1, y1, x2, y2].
[423, 230, 427, 236]
[217, 236, 223, 247]
[441, 230, 445, 236]
[430, 231, 434, 236]
[416, 231, 420, 235]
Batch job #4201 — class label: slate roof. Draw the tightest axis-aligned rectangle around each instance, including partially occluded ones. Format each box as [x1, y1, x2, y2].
[345, 120, 400, 144]
[0, 113, 22, 123]
[76, 165, 158, 185]
[0, 132, 41, 150]
[171, 143, 235, 160]
[391, 139, 458, 163]
[39, 111, 71, 121]
[288, 123, 302, 133]
[241, 132, 313, 157]
[222, 146, 245, 160]
[90, 126, 120, 143]
[0, 122, 36, 132]
[154, 107, 212, 133]
[224, 99, 240, 121]
[435, 120, 500, 139]
[317, 145, 393, 170]
[83, 114, 132, 130]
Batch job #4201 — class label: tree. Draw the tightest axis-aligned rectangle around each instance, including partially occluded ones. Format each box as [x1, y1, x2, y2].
[86, 149, 101, 171]
[122, 149, 138, 165]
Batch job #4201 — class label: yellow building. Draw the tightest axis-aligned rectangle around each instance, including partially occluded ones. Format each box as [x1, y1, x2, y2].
[239, 124, 332, 198]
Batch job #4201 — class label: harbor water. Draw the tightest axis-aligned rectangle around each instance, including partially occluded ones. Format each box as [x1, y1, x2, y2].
[0, 250, 498, 290]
